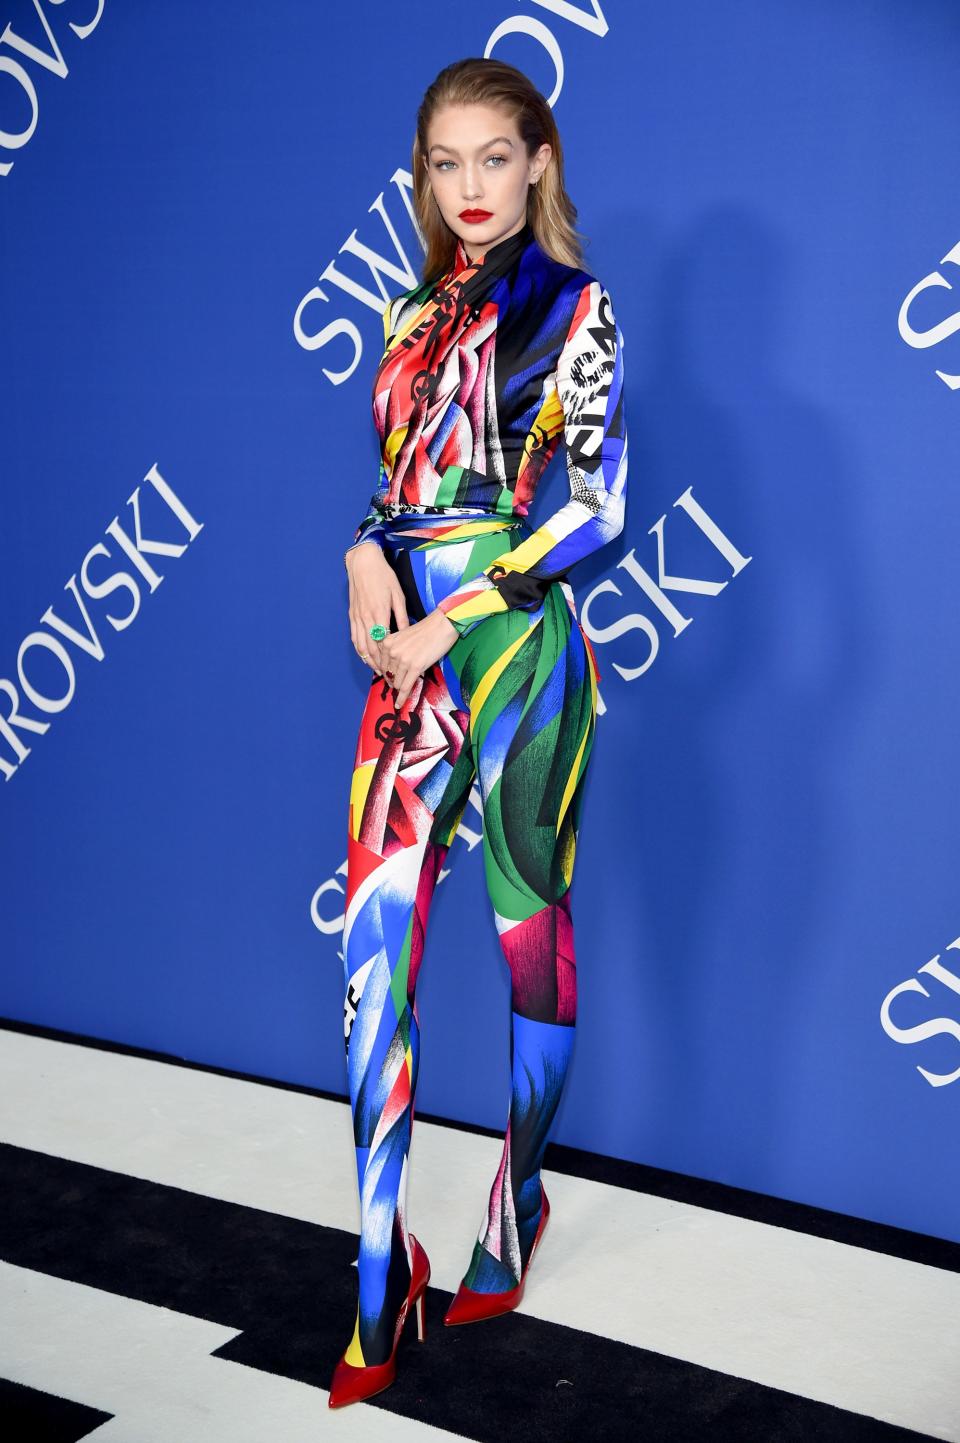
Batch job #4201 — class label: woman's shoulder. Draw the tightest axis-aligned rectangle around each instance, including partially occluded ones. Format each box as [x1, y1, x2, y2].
[524, 228, 584, 275]
[528, 239, 615, 318]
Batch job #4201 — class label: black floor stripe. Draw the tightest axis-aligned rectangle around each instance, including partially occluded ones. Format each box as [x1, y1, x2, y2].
[0, 1141, 944, 1442]
[0, 1377, 113, 1442]
[3, 1014, 959, 1274]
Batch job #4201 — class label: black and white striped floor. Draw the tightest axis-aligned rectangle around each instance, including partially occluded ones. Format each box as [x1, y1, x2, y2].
[1, 1018, 958, 1442]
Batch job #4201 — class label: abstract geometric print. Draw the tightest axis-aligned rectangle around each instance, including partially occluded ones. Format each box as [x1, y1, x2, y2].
[340, 514, 598, 1367]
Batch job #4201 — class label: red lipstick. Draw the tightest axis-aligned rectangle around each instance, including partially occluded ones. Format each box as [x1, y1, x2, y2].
[459, 209, 493, 223]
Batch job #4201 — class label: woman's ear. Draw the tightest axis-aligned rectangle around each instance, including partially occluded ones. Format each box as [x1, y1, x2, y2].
[530, 142, 552, 183]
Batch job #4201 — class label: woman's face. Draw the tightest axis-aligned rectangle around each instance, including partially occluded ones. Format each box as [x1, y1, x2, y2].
[424, 103, 550, 261]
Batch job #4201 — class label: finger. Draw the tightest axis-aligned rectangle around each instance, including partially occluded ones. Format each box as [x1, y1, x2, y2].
[393, 663, 418, 711]
[401, 670, 425, 712]
[350, 604, 376, 671]
[349, 612, 367, 666]
[391, 585, 410, 630]
[365, 618, 391, 674]
[378, 635, 397, 672]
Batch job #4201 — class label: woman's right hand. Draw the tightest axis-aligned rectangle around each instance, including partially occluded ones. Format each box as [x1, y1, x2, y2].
[344, 542, 410, 675]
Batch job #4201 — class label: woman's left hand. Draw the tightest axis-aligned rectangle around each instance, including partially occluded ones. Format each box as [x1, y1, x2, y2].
[380, 608, 460, 710]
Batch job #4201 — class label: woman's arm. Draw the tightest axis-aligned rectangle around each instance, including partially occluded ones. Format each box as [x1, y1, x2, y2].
[345, 462, 391, 557]
[433, 277, 628, 638]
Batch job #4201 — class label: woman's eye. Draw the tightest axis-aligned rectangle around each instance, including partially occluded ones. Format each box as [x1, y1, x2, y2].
[434, 154, 508, 171]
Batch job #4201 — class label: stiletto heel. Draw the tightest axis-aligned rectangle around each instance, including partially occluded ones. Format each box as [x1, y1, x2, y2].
[328, 1233, 431, 1408]
[444, 1183, 551, 1326]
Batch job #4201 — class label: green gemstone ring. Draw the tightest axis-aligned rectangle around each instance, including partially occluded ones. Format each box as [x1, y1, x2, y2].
[369, 623, 387, 642]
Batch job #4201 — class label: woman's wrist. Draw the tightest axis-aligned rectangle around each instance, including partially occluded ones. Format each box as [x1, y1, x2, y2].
[344, 540, 381, 568]
[432, 607, 459, 642]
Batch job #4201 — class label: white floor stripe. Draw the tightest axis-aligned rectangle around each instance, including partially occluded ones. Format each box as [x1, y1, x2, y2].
[2, 1028, 959, 1440]
[0, 1261, 457, 1441]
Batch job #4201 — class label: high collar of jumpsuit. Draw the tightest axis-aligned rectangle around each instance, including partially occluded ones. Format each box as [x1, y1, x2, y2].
[447, 219, 535, 290]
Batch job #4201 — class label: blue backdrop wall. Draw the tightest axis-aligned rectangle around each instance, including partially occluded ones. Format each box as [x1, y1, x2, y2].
[2, 0, 959, 1245]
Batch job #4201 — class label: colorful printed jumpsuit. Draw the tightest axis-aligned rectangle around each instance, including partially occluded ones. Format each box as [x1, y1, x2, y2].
[340, 219, 627, 1366]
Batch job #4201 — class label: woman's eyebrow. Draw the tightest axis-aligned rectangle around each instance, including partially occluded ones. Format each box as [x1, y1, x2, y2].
[428, 136, 515, 155]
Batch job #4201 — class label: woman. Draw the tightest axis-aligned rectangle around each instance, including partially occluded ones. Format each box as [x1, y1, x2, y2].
[330, 55, 628, 1409]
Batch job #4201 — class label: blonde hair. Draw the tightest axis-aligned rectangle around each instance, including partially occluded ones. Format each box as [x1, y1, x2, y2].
[411, 57, 586, 284]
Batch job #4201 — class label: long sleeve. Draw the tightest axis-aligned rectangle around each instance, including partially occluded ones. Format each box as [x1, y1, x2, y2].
[434, 278, 627, 638]
[346, 461, 391, 554]
[345, 295, 398, 557]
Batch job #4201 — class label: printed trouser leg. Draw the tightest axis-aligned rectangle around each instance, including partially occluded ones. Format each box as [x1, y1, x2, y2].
[448, 578, 598, 1291]
[341, 664, 475, 1367]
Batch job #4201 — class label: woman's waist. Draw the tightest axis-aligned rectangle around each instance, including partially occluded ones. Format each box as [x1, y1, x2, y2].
[373, 499, 513, 521]
[370, 463, 523, 530]
[373, 501, 525, 544]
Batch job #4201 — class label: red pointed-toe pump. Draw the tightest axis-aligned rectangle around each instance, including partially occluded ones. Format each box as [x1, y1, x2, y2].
[328, 1233, 431, 1409]
[444, 1184, 551, 1326]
